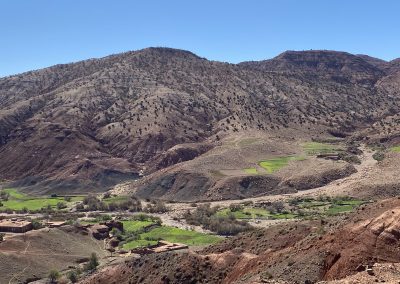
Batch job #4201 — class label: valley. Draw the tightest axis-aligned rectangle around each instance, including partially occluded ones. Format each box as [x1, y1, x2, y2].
[1, 47, 400, 283]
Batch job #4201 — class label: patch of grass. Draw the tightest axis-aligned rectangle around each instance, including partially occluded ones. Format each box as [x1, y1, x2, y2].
[103, 195, 129, 204]
[293, 197, 366, 216]
[243, 168, 258, 174]
[3, 189, 26, 199]
[0, 188, 83, 211]
[391, 145, 400, 153]
[140, 226, 221, 246]
[259, 156, 304, 173]
[122, 220, 154, 233]
[302, 142, 339, 155]
[121, 226, 221, 249]
[122, 239, 158, 250]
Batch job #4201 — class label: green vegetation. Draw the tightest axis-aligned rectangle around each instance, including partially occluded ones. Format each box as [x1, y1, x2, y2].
[302, 142, 340, 155]
[119, 215, 221, 250]
[48, 270, 60, 284]
[0, 189, 83, 212]
[102, 195, 129, 204]
[217, 206, 296, 220]
[372, 151, 385, 161]
[184, 204, 253, 235]
[390, 145, 400, 153]
[122, 220, 155, 232]
[243, 168, 258, 174]
[259, 156, 304, 173]
[141, 226, 221, 246]
[292, 196, 367, 216]
[84, 253, 99, 271]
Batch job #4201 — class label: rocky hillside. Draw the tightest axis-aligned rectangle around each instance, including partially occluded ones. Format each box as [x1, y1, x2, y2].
[0, 48, 399, 192]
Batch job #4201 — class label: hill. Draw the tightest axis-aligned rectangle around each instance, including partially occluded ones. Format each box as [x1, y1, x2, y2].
[0, 47, 399, 194]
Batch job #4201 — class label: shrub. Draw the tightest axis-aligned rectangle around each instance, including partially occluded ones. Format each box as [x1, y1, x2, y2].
[84, 253, 99, 271]
[372, 151, 385, 161]
[67, 271, 78, 283]
[184, 204, 252, 236]
[63, 196, 72, 202]
[0, 191, 9, 201]
[56, 202, 67, 210]
[0, 233, 4, 241]
[31, 219, 42, 230]
[144, 200, 168, 213]
[48, 270, 60, 283]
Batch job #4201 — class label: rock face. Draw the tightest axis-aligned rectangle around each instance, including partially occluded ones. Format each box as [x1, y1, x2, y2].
[90, 224, 110, 240]
[0, 47, 399, 194]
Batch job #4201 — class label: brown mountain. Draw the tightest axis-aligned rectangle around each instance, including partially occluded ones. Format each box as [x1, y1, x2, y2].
[0, 47, 399, 194]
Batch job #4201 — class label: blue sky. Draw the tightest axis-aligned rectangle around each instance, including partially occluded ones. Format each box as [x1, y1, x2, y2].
[1, 0, 399, 77]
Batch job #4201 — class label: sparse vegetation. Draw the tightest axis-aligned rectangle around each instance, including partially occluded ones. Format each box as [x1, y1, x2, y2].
[303, 142, 340, 155]
[184, 204, 253, 235]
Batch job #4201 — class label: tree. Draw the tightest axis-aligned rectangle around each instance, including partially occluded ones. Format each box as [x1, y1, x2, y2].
[48, 270, 60, 283]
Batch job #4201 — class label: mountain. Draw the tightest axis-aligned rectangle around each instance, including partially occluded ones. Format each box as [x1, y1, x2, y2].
[0, 48, 399, 194]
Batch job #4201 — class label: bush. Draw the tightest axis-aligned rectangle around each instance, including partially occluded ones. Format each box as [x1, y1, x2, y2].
[64, 196, 72, 202]
[57, 202, 67, 210]
[84, 253, 99, 271]
[31, 219, 42, 230]
[48, 270, 60, 283]
[0, 191, 9, 201]
[0, 233, 4, 241]
[144, 200, 168, 213]
[67, 271, 78, 283]
[372, 151, 385, 161]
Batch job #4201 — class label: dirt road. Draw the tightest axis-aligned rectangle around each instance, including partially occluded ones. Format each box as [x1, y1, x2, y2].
[163, 146, 377, 224]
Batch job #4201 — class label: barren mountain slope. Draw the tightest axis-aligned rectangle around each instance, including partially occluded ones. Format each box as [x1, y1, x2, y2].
[0, 48, 399, 193]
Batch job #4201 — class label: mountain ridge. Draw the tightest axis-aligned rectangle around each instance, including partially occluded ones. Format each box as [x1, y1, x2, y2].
[0, 47, 399, 194]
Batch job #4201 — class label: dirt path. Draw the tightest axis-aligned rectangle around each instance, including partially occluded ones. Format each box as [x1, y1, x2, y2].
[8, 241, 31, 284]
[164, 146, 377, 222]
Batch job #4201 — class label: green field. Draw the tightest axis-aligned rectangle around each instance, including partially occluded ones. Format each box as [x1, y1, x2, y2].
[121, 225, 221, 250]
[122, 220, 155, 232]
[141, 227, 221, 245]
[103, 195, 129, 204]
[243, 168, 258, 174]
[0, 189, 83, 211]
[259, 156, 304, 173]
[302, 142, 340, 155]
[295, 197, 366, 216]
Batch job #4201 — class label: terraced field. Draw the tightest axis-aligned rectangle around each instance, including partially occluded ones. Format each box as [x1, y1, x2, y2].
[0, 189, 83, 211]
[302, 142, 341, 155]
[119, 217, 221, 250]
[258, 156, 305, 173]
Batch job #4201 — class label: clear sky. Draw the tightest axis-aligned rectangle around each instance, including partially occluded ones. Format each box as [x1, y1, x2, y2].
[1, 0, 399, 77]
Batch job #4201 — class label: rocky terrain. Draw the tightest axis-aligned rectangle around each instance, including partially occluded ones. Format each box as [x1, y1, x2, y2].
[1, 48, 400, 195]
[1, 47, 400, 284]
[79, 197, 400, 284]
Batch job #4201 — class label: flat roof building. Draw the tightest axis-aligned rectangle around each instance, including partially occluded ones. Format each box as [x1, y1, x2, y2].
[0, 219, 33, 233]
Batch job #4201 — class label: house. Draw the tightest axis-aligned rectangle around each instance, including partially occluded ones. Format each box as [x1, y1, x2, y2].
[0, 219, 33, 233]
